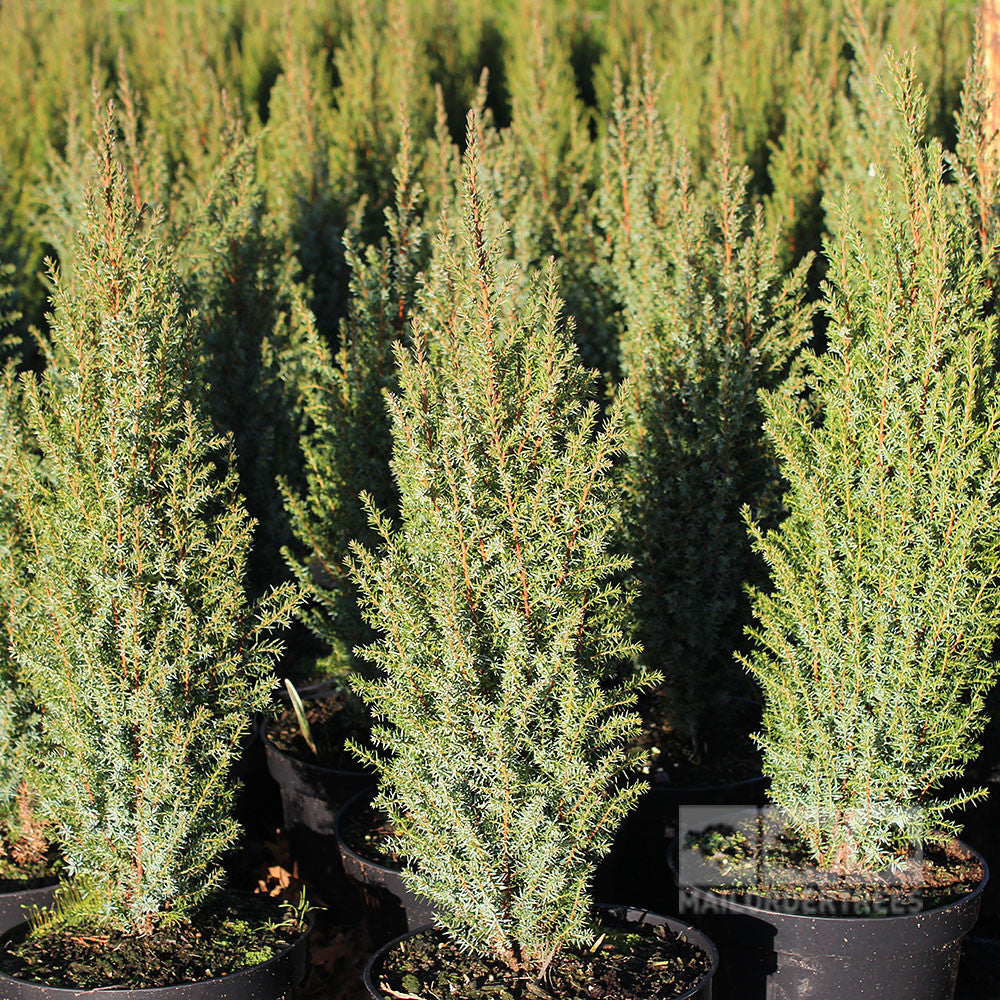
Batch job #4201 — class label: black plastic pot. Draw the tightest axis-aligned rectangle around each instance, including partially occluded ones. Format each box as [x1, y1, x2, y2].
[0, 883, 58, 938]
[262, 695, 374, 901]
[671, 832, 988, 1000]
[262, 694, 375, 837]
[262, 729, 373, 837]
[650, 772, 768, 822]
[594, 773, 766, 915]
[363, 905, 718, 1000]
[233, 715, 284, 842]
[0, 912, 313, 1000]
[335, 788, 434, 941]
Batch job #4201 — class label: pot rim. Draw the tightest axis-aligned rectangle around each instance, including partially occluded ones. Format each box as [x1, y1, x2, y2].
[0, 880, 61, 900]
[0, 901, 314, 994]
[670, 831, 990, 926]
[335, 786, 405, 877]
[261, 704, 372, 781]
[362, 905, 718, 1000]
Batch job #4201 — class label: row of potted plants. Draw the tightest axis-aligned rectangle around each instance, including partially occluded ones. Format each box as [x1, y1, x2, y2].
[0, 98, 723, 998]
[0, 30, 998, 1000]
[265, 48, 1000, 1000]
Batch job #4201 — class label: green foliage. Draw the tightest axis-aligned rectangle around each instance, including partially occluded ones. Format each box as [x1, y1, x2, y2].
[41, 88, 310, 596]
[0, 299, 46, 861]
[329, 0, 436, 235]
[175, 119, 308, 597]
[282, 131, 427, 680]
[488, 0, 620, 385]
[0, 0, 107, 334]
[347, 118, 651, 974]
[2, 114, 300, 931]
[0, 261, 21, 354]
[0, 0, 990, 908]
[821, 9, 918, 248]
[0, 0, 980, 353]
[602, 63, 813, 749]
[259, 0, 490, 345]
[744, 60, 1000, 873]
[258, 29, 349, 346]
[594, 0, 812, 189]
[763, 20, 844, 275]
[822, 2, 976, 249]
[947, 33, 1000, 290]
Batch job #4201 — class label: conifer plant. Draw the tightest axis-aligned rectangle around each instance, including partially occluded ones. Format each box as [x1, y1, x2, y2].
[602, 61, 813, 757]
[348, 118, 660, 979]
[743, 59, 1000, 874]
[0, 111, 302, 980]
[282, 129, 426, 684]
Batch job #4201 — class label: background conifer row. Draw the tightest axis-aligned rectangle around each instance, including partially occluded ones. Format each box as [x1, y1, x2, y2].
[0, 1, 977, 348]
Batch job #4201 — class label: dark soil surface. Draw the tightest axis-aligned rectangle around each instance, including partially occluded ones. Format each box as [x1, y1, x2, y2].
[0, 894, 302, 988]
[635, 699, 762, 788]
[217, 730, 1000, 1000]
[684, 815, 983, 912]
[372, 919, 712, 1000]
[340, 797, 403, 869]
[267, 691, 371, 770]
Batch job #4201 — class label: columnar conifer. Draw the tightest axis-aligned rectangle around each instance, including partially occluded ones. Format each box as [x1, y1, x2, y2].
[745, 60, 1000, 871]
[764, 23, 843, 274]
[282, 130, 427, 678]
[348, 117, 651, 973]
[603, 62, 813, 749]
[2, 111, 300, 930]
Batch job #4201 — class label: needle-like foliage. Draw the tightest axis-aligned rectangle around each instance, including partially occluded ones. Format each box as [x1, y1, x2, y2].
[1, 110, 300, 931]
[282, 127, 428, 679]
[744, 59, 1000, 873]
[0, 276, 47, 868]
[489, 0, 621, 386]
[602, 59, 813, 750]
[348, 116, 652, 975]
[41, 86, 310, 598]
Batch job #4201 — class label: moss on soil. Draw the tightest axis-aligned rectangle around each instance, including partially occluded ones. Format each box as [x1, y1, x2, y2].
[0, 893, 304, 988]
